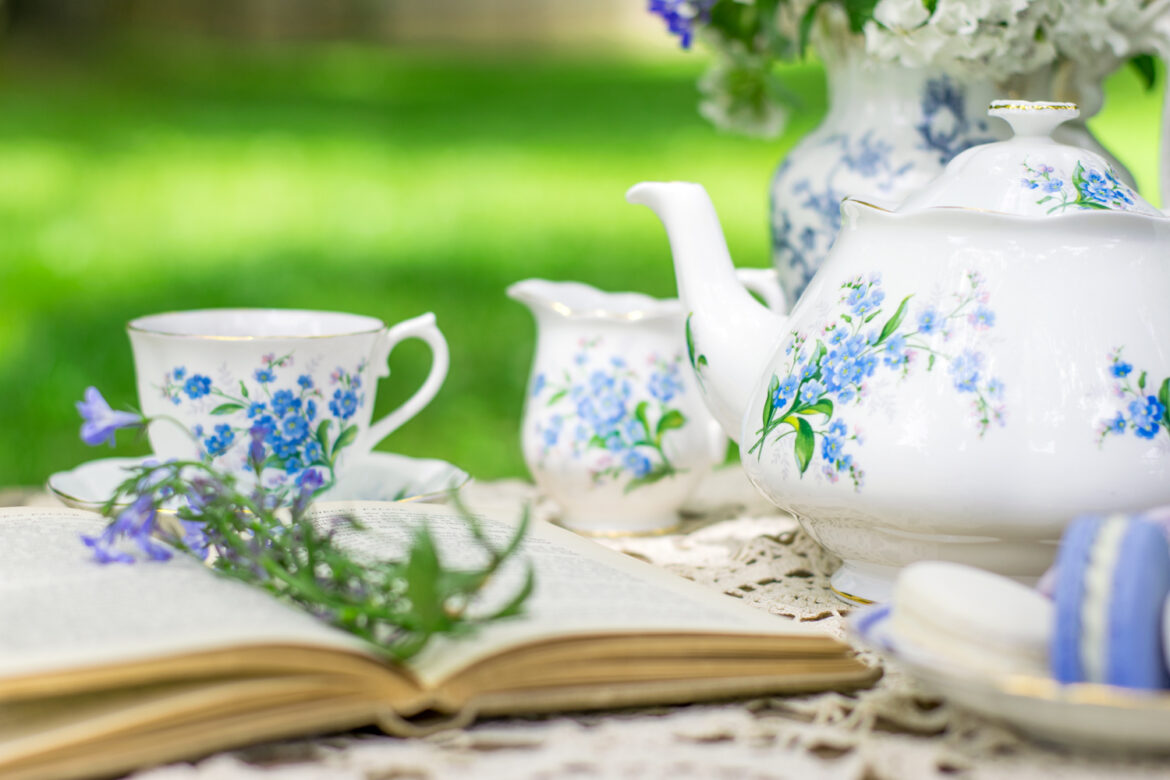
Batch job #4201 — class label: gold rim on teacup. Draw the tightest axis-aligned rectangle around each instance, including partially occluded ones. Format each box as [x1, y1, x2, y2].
[127, 308, 385, 341]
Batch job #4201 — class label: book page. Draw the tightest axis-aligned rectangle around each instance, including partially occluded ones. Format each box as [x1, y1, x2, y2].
[0, 508, 371, 686]
[311, 501, 828, 686]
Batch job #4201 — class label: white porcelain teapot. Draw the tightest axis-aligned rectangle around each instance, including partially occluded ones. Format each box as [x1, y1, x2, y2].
[629, 101, 1170, 604]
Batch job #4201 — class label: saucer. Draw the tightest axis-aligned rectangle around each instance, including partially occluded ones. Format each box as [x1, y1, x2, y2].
[47, 453, 471, 512]
[852, 606, 1170, 752]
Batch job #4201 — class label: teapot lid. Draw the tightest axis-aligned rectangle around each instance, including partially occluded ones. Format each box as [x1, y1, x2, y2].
[895, 100, 1163, 218]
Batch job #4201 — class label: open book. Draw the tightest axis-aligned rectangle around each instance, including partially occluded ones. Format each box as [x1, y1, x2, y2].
[0, 501, 876, 780]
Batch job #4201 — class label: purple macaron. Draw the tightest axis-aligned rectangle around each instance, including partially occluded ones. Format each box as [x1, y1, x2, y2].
[1051, 514, 1170, 689]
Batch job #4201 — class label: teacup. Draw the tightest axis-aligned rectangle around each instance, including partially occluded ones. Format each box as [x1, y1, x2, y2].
[127, 308, 448, 492]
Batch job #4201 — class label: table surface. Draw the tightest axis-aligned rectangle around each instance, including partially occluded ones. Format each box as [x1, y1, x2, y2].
[7, 477, 1170, 780]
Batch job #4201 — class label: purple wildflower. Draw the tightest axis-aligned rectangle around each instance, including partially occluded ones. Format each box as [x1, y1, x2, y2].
[76, 387, 142, 447]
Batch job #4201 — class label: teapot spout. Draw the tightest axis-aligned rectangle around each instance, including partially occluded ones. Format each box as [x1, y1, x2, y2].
[627, 182, 788, 443]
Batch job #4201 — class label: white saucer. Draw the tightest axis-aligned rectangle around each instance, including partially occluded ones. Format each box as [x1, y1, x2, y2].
[852, 606, 1170, 753]
[47, 453, 471, 512]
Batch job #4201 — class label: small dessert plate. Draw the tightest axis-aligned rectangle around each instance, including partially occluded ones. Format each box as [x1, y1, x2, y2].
[852, 606, 1170, 753]
[47, 453, 471, 512]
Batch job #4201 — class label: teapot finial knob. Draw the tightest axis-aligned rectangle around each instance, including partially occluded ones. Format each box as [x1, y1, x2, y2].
[988, 100, 1079, 142]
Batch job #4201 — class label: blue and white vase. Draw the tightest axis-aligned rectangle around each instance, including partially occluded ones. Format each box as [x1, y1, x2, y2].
[770, 48, 1127, 301]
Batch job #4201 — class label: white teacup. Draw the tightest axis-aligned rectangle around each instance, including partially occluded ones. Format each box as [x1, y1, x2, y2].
[127, 308, 448, 491]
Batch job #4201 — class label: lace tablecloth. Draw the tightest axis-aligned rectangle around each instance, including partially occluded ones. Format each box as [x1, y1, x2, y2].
[7, 479, 1170, 779]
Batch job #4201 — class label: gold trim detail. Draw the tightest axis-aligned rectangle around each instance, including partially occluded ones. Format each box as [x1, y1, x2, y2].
[127, 308, 385, 341]
[988, 101, 1078, 111]
[830, 585, 874, 605]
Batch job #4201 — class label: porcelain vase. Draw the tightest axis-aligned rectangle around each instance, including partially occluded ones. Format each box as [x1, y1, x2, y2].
[770, 49, 1129, 301]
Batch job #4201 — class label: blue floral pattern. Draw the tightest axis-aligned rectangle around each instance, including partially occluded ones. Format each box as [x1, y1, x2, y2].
[531, 339, 689, 492]
[748, 272, 1005, 490]
[916, 75, 993, 164]
[158, 352, 367, 491]
[1021, 159, 1139, 214]
[1098, 348, 1169, 444]
[773, 76, 992, 298]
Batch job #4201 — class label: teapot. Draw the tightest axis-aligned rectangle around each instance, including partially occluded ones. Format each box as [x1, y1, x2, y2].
[629, 101, 1170, 604]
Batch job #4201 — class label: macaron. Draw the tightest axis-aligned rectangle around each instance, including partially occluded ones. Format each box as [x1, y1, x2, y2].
[1051, 514, 1170, 689]
[890, 561, 1052, 677]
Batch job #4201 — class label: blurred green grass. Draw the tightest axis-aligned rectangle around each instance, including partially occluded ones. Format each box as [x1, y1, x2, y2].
[0, 39, 1162, 486]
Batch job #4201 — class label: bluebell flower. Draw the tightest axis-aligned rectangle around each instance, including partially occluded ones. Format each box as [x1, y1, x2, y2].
[248, 425, 267, 466]
[246, 401, 266, 418]
[543, 427, 559, 447]
[1111, 361, 1133, 378]
[623, 449, 653, 478]
[251, 414, 276, 436]
[329, 389, 359, 420]
[822, 436, 843, 462]
[183, 375, 212, 400]
[1043, 179, 1063, 193]
[296, 467, 324, 491]
[254, 368, 276, 384]
[172, 366, 187, 381]
[603, 430, 625, 452]
[532, 373, 547, 397]
[281, 415, 309, 443]
[828, 420, 847, 438]
[285, 455, 303, 474]
[305, 400, 317, 421]
[1021, 177, 1039, 190]
[648, 0, 716, 49]
[836, 387, 856, 404]
[986, 378, 1005, 398]
[917, 309, 940, 334]
[351, 375, 362, 390]
[272, 436, 298, 460]
[76, 387, 142, 447]
[828, 328, 847, 346]
[179, 519, 210, 560]
[971, 306, 995, 329]
[845, 334, 866, 357]
[81, 494, 171, 564]
[297, 374, 313, 390]
[1080, 168, 1133, 207]
[799, 379, 827, 404]
[800, 362, 817, 380]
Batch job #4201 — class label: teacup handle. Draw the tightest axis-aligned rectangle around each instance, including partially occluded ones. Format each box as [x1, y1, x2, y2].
[361, 312, 449, 451]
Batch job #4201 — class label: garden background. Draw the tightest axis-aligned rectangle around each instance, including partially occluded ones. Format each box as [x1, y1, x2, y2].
[2, 1, 1164, 487]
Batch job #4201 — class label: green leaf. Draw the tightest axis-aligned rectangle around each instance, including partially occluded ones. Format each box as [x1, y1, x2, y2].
[488, 565, 535, 619]
[316, 419, 333, 450]
[797, 0, 825, 55]
[656, 409, 687, 438]
[840, 315, 852, 324]
[841, 0, 880, 32]
[685, 314, 698, 371]
[798, 398, 834, 418]
[763, 375, 780, 429]
[210, 403, 245, 415]
[635, 400, 652, 438]
[1129, 53, 1158, 91]
[697, 355, 709, 370]
[239, 381, 250, 399]
[624, 465, 674, 493]
[1160, 378, 1170, 426]
[1139, 370, 1148, 391]
[546, 389, 567, 406]
[331, 424, 358, 458]
[927, 354, 936, 372]
[1072, 160, 1088, 192]
[403, 528, 443, 632]
[793, 418, 815, 475]
[876, 295, 912, 345]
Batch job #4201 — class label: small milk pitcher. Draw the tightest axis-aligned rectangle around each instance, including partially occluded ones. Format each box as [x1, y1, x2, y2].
[509, 272, 783, 535]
